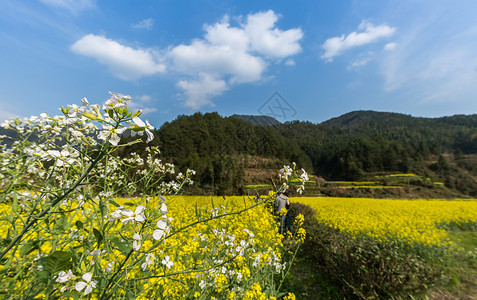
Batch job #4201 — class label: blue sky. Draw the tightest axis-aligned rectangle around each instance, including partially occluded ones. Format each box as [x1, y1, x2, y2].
[1, 0, 477, 127]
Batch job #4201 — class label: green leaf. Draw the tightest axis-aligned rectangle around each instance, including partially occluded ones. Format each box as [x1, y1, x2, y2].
[111, 237, 131, 254]
[36, 270, 50, 283]
[0, 254, 15, 276]
[123, 202, 135, 207]
[12, 195, 18, 213]
[61, 291, 81, 299]
[109, 199, 120, 207]
[54, 214, 67, 231]
[46, 251, 72, 274]
[20, 240, 40, 256]
[6, 211, 13, 223]
[93, 228, 103, 246]
[75, 220, 84, 229]
[125, 290, 136, 300]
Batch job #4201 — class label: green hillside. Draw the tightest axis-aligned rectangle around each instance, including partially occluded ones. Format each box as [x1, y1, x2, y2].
[118, 110, 477, 197]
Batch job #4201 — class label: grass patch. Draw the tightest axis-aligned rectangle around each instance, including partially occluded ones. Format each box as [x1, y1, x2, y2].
[285, 203, 477, 299]
[335, 185, 402, 189]
[448, 230, 477, 251]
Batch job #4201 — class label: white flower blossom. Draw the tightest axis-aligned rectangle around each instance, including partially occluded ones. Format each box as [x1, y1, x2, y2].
[103, 92, 132, 110]
[161, 256, 173, 269]
[56, 269, 73, 283]
[108, 208, 123, 221]
[81, 97, 89, 106]
[141, 253, 155, 271]
[121, 205, 145, 224]
[243, 228, 255, 238]
[97, 124, 127, 146]
[152, 218, 168, 240]
[86, 249, 105, 257]
[104, 262, 114, 273]
[279, 165, 293, 180]
[159, 202, 168, 215]
[130, 116, 154, 143]
[133, 233, 142, 251]
[75, 272, 97, 296]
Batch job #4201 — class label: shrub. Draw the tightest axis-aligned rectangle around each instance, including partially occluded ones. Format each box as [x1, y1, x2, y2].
[291, 204, 440, 299]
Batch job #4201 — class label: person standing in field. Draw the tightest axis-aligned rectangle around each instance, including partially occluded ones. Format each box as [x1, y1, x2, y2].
[284, 192, 292, 235]
[275, 191, 288, 235]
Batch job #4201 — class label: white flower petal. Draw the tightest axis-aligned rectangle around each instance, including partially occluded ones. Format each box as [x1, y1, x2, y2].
[152, 229, 164, 240]
[98, 131, 109, 141]
[116, 127, 127, 134]
[135, 205, 145, 214]
[121, 217, 133, 224]
[84, 285, 93, 295]
[82, 272, 93, 282]
[145, 129, 154, 143]
[133, 240, 142, 251]
[109, 133, 120, 146]
[75, 281, 87, 292]
[156, 219, 167, 230]
[160, 203, 168, 214]
[132, 116, 146, 127]
[121, 209, 133, 217]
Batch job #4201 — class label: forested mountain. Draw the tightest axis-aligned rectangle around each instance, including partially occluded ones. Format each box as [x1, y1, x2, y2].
[119, 112, 311, 195]
[120, 110, 477, 196]
[321, 111, 477, 153]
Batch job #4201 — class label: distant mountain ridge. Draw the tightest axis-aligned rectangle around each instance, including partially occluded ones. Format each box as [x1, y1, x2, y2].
[231, 114, 281, 126]
[321, 110, 477, 132]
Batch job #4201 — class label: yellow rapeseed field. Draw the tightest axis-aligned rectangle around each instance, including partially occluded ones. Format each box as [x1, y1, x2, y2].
[0, 195, 288, 299]
[293, 197, 477, 246]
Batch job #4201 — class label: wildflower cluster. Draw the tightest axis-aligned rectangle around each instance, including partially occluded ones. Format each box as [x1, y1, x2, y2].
[279, 162, 308, 194]
[0, 92, 307, 298]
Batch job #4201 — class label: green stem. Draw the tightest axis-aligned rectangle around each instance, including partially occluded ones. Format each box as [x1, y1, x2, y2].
[275, 238, 302, 296]
[100, 221, 147, 300]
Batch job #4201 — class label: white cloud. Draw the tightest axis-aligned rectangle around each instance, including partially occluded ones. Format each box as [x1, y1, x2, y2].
[244, 10, 303, 58]
[284, 59, 296, 66]
[129, 95, 157, 115]
[137, 95, 152, 102]
[140, 107, 158, 115]
[71, 34, 166, 80]
[170, 10, 302, 108]
[321, 20, 396, 61]
[170, 39, 265, 84]
[132, 18, 154, 30]
[70, 10, 302, 109]
[384, 42, 397, 51]
[176, 73, 228, 109]
[347, 57, 373, 70]
[38, 0, 95, 13]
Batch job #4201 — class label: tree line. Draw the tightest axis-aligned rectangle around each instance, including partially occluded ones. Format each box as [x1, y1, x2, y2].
[117, 110, 477, 196]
